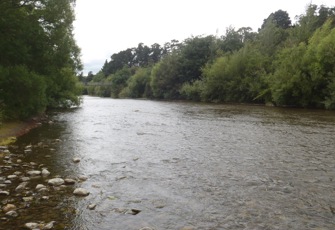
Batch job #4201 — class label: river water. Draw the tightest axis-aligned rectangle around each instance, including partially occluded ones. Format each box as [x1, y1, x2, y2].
[5, 96, 335, 229]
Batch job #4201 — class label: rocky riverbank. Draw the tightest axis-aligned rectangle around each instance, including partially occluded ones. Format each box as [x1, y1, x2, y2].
[0, 139, 90, 229]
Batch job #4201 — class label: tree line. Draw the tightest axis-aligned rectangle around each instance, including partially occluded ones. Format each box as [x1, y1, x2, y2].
[83, 4, 335, 109]
[0, 0, 82, 121]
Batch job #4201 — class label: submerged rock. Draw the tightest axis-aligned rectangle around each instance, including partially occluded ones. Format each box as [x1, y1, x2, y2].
[41, 169, 51, 177]
[64, 178, 76, 185]
[27, 170, 41, 177]
[43, 221, 56, 229]
[72, 157, 81, 163]
[88, 204, 96, 210]
[5, 210, 18, 218]
[3, 204, 16, 212]
[15, 182, 29, 192]
[73, 188, 89, 196]
[24, 222, 39, 229]
[36, 184, 47, 190]
[78, 175, 88, 181]
[0, 190, 10, 195]
[7, 175, 18, 180]
[20, 177, 30, 182]
[48, 178, 65, 186]
[22, 196, 34, 202]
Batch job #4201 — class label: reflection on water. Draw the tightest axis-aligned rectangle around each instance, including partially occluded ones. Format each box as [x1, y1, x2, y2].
[11, 96, 335, 229]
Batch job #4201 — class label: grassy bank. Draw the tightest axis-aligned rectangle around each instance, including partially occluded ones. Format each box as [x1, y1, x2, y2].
[0, 120, 40, 145]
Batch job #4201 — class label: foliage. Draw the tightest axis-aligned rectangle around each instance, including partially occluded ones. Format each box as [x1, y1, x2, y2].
[200, 44, 267, 103]
[178, 35, 219, 83]
[120, 68, 152, 98]
[107, 67, 135, 98]
[261, 10, 292, 29]
[0, 65, 47, 119]
[86, 3, 335, 110]
[0, 0, 82, 120]
[150, 52, 182, 99]
[291, 4, 335, 43]
[269, 20, 335, 108]
[101, 41, 175, 77]
[180, 80, 204, 101]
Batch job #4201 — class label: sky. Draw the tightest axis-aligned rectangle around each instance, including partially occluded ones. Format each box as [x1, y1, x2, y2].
[73, 0, 335, 75]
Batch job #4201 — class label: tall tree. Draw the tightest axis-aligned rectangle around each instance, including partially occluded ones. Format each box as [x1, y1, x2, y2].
[0, 0, 82, 119]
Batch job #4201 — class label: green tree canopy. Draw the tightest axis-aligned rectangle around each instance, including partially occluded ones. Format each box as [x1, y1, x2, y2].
[0, 0, 82, 120]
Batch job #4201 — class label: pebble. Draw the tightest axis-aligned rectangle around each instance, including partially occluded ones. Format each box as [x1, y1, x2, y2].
[88, 204, 96, 210]
[44, 221, 56, 229]
[36, 184, 47, 190]
[78, 175, 88, 181]
[20, 177, 31, 182]
[0, 190, 10, 195]
[41, 169, 51, 177]
[3, 204, 16, 212]
[22, 197, 34, 202]
[24, 222, 39, 229]
[24, 149, 32, 154]
[48, 178, 65, 186]
[27, 170, 42, 177]
[64, 178, 76, 185]
[14, 171, 22, 175]
[73, 188, 90, 196]
[7, 175, 18, 180]
[5, 210, 18, 218]
[38, 188, 49, 193]
[73, 157, 81, 163]
[15, 182, 29, 192]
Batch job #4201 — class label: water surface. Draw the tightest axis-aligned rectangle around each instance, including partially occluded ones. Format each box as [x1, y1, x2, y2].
[11, 96, 335, 229]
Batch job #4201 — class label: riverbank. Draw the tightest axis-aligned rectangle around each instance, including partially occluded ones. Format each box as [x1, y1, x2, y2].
[0, 117, 45, 146]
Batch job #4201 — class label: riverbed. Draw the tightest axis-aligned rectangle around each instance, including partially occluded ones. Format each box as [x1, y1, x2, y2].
[1, 96, 335, 229]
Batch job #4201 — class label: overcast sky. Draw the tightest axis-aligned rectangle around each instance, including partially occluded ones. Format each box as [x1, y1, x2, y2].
[73, 0, 334, 74]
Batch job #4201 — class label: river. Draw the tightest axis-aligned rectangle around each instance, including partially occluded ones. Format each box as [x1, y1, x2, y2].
[2, 96, 335, 229]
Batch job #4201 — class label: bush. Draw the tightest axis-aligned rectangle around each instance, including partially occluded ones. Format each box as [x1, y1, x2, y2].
[120, 67, 152, 98]
[0, 65, 47, 120]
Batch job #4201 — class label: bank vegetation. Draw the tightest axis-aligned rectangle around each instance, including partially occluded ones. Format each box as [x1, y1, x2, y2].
[83, 4, 335, 110]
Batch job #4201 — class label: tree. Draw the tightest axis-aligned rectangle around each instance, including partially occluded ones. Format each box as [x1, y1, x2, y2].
[268, 19, 335, 108]
[107, 67, 134, 98]
[150, 52, 182, 99]
[261, 10, 291, 30]
[200, 43, 267, 103]
[0, 0, 82, 119]
[220, 26, 244, 53]
[120, 67, 152, 98]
